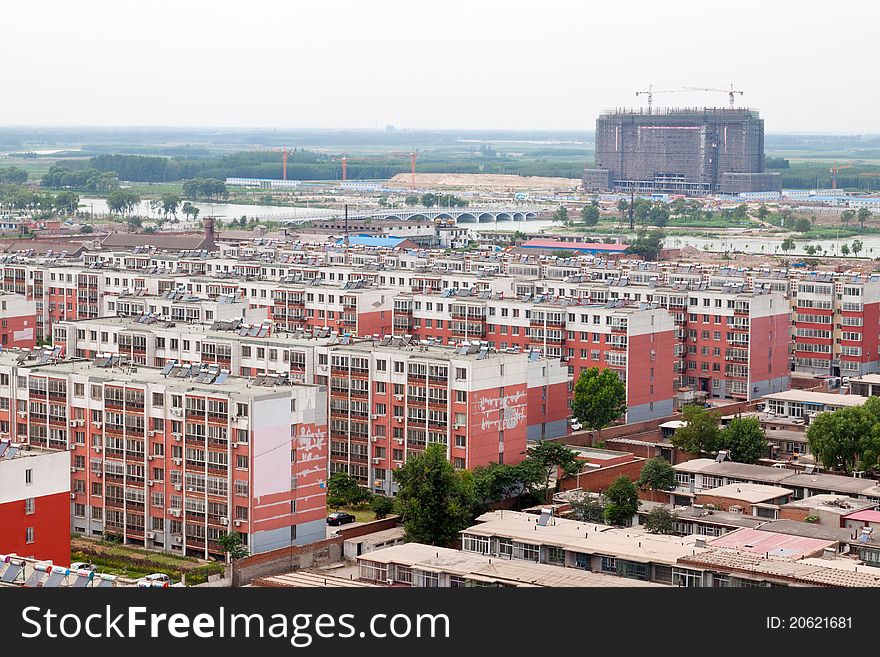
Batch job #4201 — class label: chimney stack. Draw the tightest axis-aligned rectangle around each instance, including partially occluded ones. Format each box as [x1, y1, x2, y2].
[204, 216, 216, 243]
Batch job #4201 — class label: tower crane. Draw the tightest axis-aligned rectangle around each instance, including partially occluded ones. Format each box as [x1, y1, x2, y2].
[681, 84, 744, 108]
[337, 151, 418, 189]
[830, 163, 853, 190]
[635, 85, 683, 113]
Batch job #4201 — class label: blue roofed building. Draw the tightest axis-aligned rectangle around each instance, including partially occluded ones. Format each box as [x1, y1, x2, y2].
[334, 235, 419, 249]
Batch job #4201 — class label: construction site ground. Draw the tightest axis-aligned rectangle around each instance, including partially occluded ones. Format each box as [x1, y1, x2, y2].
[386, 172, 581, 193]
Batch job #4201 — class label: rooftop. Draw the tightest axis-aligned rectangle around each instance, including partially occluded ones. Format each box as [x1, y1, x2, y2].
[356, 543, 662, 588]
[762, 389, 868, 407]
[465, 510, 706, 565]
[842, 509, 880, 524]
[699, 483, 793, 504]
[707, 527, 837, 559]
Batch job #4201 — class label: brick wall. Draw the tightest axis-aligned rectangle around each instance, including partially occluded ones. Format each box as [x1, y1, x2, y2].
[779, 507, 810, 522]
[559, 458, 645, 493]
[231, 517, 401, 586]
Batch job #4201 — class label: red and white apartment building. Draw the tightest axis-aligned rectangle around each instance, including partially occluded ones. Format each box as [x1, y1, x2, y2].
[0, 293, 37, 350]
[0, 440, 70, 565]
[51, 316, 571, 494]
[0, 349, 328, 558]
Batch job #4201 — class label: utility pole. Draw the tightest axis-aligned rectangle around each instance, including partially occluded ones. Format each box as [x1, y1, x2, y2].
[343, 203, 349, 246]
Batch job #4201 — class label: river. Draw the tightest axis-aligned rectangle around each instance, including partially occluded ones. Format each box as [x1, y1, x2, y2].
[79, 197, 336, 221]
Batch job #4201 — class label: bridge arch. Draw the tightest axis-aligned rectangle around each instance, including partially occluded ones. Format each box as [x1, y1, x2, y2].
[495, 212, 512, 222]
[478, 213, 495, 223]
[513, 212, 524, 221]
[456, 213, 477, 223]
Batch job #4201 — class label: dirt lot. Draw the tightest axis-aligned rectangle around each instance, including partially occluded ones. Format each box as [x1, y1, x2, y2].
[386, 172, 581, 192]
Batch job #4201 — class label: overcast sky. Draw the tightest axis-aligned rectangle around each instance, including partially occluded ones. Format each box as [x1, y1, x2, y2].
[1, 0, 876, 133]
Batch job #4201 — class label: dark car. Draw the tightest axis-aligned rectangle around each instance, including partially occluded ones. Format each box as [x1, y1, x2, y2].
[326, 512, 356, 526]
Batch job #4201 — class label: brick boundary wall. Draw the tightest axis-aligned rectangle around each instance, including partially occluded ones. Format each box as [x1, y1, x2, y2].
[232, 516, 401, 586]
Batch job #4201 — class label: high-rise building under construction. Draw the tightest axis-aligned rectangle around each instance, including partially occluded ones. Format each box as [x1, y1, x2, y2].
[583, 107, 781, 195]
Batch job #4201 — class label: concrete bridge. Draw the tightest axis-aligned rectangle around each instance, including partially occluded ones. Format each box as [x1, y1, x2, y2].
[280, 207, 545, 225]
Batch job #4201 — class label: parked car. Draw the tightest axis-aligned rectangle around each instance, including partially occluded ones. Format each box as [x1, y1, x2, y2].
[137, 573, 171, 587]
[326, 511, 356, 526]
[69, 562, 98, 573]
[570, 418, 582, 432]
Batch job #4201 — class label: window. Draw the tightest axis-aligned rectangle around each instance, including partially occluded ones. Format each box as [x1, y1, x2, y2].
[24, 498, 35, 514]
[236, 454, 249, 470]
[26, 527, 34, 544]
[24, 468, 32, 485]
[600, 556, 617, 573]
[462, 534, 490, 554]
[548, 546, 565, 565]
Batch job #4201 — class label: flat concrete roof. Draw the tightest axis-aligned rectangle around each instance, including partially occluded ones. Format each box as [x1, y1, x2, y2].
[848, 373, 880, 385]
[757, 520, 856, 544]
[465, 510, 705, 566]
[781, 495, 875, 514]
[762, 390, 867, 407]
[357, 543, 663, 587]
[699, 483, 793, 504]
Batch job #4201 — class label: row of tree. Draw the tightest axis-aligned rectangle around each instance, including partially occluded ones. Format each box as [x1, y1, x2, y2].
[670, 405, 769, 463]
[0, 166, 28, 184]
[181, 178, 227, 201]
[0, 186, 80, 214]
[404, 193, 468, 208]
[42, 165, 120, 192]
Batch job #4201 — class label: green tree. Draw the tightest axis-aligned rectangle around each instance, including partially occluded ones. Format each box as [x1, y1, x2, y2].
[756, 204, 769, 221]
[569, 493, 606, 523]
[553, 205, 569, 225]
[580, 204, 600, 226]
[181, 201, 200, 222]
[161, 193, 182, 219]
[106, 189, 141, 216]
[327, 471, 371, 509]
[841, 209, 856, 227]
[806, 399, 880, 473]
[218, 532, 249, 560]
[793, 217, 812, 233]
[804, 245, 817, 256]
[841, 243, 851, 256]
[644, 507, 676, 534]
[522, 441, 581, 502]
[404, 195, 419, 206]
[852, 240, 864, 256]
[637, 458, 675, 501]
[647, 203, 669, 227]
[571, 367, 627, 439]
[717, 416, 768, 464]
[393, 443, 475, 546]
[626, 228, 665, 260]
[126, 215, 143, 231]
[420, 193, 437, 208]
[616, 199, 628, 217]
[371, 495, 395, 519]
[79, 224, 94, 234]
[603, 476, 639, 526]
[780, 236, 796, 253]
[671, 405, 721, 455]
[53, 191, 80, 214]
[858, 207, 872, 229]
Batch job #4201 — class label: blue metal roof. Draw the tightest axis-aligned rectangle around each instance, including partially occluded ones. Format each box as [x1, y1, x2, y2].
[335, 235, 409, 248]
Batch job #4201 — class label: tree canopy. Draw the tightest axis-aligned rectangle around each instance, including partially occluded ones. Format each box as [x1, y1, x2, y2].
[327, 471, 372, 509]
[626, 228, 665, 260]
[604, 476, 639, 526]
[644, 507, 676, 534]
[717, 416, 768, 464]
[571, 367, 627, 433]
[671, 405, 721, 456]
[637, 458, 675, 500]
[521, 441, 581, 502]
[393, 443, 475, 546]
[806, 398, 880, 473]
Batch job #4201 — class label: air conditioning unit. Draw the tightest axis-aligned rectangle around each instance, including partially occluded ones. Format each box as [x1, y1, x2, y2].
[234, 519, 242, 527]
[95, 472, 102, 478]
[175, 536, 183, 543]
[93, 421, 102, 428]
[173, 458, 182, 465]
[170, 509, 181, 517]
[145, 532, 155, 540]
[172, 433, 182, 441]
[93, 445, 102, 452]
[231, 441, 239, 448]
[148, 480, 154, 487]
[174, 484, 182, 491]
[372, 457, 381, 464]
[395, 394, 403, 401]
[453, 423, 462, 429]
[220, 517, 228, 526]
[395, 417, 403, 423]
[148, 431, 156, 437]
[371, 414, 379, 420]
[17, 410, 26, 417]
[70, 420, 78, 427]
[70, 492, 76, 499]
[70, 466, 77, 472]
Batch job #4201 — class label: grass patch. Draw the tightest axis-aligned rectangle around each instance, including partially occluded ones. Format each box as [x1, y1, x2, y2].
[333, 507, 378, 523]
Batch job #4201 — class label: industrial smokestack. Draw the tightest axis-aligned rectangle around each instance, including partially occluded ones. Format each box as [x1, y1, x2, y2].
[204, 216, 216, 243]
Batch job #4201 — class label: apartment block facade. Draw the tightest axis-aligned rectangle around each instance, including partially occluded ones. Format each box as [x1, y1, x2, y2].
[0, 351, 328, 558]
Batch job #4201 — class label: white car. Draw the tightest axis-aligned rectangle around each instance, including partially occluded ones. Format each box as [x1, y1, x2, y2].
[570, 419, 582, 431]
[137, 573, 171, 587]
[70, 562, 98, 573]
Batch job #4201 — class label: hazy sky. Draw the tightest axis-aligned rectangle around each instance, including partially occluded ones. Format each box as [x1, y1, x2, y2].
[2, 0, 876, 133]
